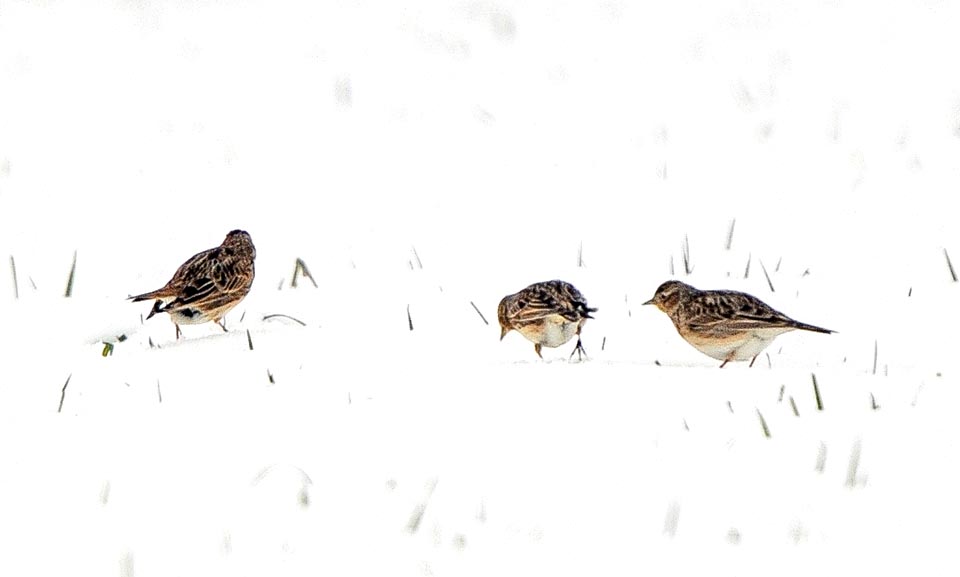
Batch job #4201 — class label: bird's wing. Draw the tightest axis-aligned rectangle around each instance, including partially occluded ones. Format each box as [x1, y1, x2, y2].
[509, 282, 593, 323]
[686, 293, 801, 333]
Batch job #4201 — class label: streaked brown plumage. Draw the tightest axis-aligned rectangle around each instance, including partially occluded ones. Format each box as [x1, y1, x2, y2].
[498, 280, 598, 360]
[644, 280, 833, 367]
[130, 230, 256, 339]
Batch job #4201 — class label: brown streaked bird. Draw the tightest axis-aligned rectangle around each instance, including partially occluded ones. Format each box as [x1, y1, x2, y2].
[130, 230, 256, 339]
[498, 280, 598, 360]
[644, 280, 833, 367]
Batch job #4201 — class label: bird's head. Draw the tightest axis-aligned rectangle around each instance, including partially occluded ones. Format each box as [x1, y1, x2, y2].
[643, 280, 694, 316]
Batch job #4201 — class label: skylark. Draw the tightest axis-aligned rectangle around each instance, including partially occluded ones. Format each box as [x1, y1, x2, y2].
[644, 280, 832, 367]
[498, 280, 598, 360]
[131, 230, 256, 339]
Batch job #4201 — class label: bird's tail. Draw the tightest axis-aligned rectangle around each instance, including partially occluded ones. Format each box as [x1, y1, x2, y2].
[793, 321, 834, 334]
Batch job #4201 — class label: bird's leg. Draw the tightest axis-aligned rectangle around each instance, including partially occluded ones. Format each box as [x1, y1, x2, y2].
[748, 355, 758, 368]
[534, 343, 543, 359]
[215, 318, 228, 332]
[175, 324, 182, 340]
[569, 337, 588, 361]
[719, 359, 730, 368]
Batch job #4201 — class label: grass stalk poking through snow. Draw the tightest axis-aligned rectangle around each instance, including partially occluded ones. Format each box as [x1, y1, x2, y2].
[64, 250, 77, 297]
[757, 409, 771, 438]
[246, 329, 254, 351]
[469, 301, 489, 325]
[407, 304, 414, 331]
[945, 248, 957, 282]
[577, 241, 584, 267]
[262, 314, 307, 326]
[812, 373, 823, 411]
[291, 258, 318, 288]
[57, 374, 72, 413]
[725, 219, 736, 250]
[759, 259, 775, 292]
[872, 340, 878, 375]
[411, 246, 423, 269]
[845, 439, 862, 487]
[743, 253, 751, 279]
[9, 256, 17, 299]
[682, 234, 693, 275]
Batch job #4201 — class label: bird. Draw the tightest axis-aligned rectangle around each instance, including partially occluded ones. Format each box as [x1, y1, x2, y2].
[498, 280, 598, 360]
[643, 280, 832, 367]
[130, 230, 256, 340]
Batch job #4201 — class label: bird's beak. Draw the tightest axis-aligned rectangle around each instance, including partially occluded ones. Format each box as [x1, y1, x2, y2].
[500, 326, 509, 340]
[642, 298, 655, 306]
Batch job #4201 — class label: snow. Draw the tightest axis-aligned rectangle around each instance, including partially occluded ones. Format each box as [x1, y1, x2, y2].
[1, 1, 959, 575]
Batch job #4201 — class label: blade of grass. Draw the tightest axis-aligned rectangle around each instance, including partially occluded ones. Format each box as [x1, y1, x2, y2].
[812, 373, 823, 411]
[682, 234, 692, 275]
[64, 250, 77, 297]
[945, 248, 957, 282]
[469, 301, 489, 325]
[757, 409, 771, 438]
[407, 304, 414, 331]
[9, 256, 17, 299]
[292, 258, 318, 288]
[725, 219, 736, 250]
[262, 313, 307, 326]
[845, 439, 862, 487]
[57, 374, 72, 413]
[759, 259, 775, 292]
[412, 246, 423, 269]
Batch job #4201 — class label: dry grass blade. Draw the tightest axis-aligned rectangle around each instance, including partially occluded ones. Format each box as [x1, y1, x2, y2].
[64, 250, 77, 297]
[58, 374, 72, 413]
[845, 439, 862, 487]
[757, 409, 771, 438]
[759, 259, 775, 292]
[812, 373, 823, 411]
[157, 380, 163, 403]
[407, 304, 414, 331]
[789, 396, 799, 416]
[725, 219, 736, 250]
[406, 477, 438, 534]
[872, 340, 878, 375]
[411, 246, 423, 269]
[577, 241, 584, 267]
[870, 392, 879, 410]
[292, 258, 318, 288]
[743, 253, 751, 279]
[9, 255, 17, 299]
[262, 313, 307, 326]
[246, 329, 254, 351]
[682, 234, 693, 275]
[945, 248, 957, 282]
[469, 301, 489, 325]
[815, 442, 827, 473]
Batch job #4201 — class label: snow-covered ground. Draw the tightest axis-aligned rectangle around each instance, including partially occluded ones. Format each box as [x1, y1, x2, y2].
[2, 1, 959, 575]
